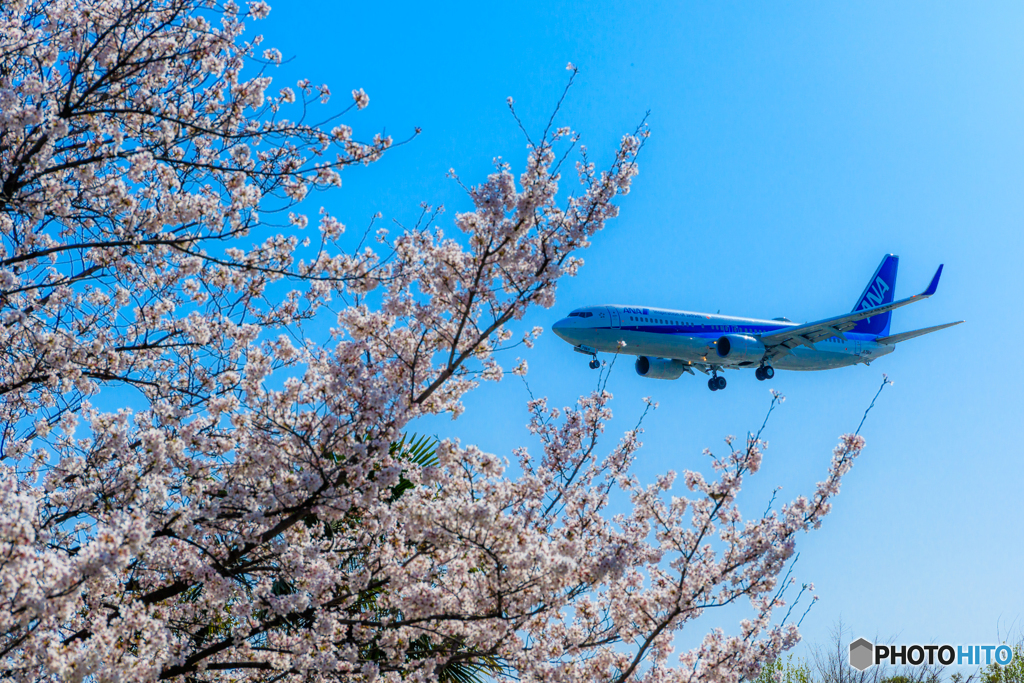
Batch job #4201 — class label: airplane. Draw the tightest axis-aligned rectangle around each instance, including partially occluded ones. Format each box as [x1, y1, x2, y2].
[550, 255, 962, 391]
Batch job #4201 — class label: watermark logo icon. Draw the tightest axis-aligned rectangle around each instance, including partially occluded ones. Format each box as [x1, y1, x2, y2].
[849, 638, 874, 672]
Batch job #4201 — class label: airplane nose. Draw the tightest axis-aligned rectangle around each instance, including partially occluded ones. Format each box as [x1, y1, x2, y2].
[551, 318, 570, 340]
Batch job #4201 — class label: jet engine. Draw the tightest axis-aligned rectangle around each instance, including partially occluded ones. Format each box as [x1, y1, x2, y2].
[715, 334, 765, 364]
[635, 356, 688, 380]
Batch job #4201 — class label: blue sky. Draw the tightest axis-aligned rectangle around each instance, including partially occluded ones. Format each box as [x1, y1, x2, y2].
[262, 0, 1023, 665]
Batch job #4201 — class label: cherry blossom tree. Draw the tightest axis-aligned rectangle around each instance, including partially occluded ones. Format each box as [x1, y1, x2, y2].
[0, 0, 867, 681]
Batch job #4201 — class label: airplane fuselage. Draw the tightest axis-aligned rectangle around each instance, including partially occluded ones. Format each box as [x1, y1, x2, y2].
[551, 305, 895, 372]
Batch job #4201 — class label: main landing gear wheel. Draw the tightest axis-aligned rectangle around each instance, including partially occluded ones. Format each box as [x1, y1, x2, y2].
[708, 375, 727, 391]
[589, 359, 600, 370]
[755, 365, 775, 381]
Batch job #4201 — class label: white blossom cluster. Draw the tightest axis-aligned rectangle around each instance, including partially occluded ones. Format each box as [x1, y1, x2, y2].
[0, 1, 864, 681]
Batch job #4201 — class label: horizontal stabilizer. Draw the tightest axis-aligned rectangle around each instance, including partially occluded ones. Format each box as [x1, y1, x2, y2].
[875, 320, 963, 345]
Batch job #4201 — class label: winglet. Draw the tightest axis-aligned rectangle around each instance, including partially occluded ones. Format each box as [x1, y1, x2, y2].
[922, 264, 943, 297]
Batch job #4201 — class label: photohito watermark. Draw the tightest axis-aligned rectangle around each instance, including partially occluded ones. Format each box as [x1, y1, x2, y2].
[849, 638, 1015, 671]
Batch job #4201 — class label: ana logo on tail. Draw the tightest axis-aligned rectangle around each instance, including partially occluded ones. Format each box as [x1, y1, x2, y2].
[859, 276, 891, 310]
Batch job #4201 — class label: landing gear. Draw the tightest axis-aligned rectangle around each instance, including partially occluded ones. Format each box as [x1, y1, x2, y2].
[755, 365, 775, 381]
[708, 372, 727, 391]
[574, 345, 601, 370]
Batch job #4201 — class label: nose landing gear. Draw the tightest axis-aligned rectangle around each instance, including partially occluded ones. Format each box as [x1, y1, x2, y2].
[573, 344, 601, 370]
[754, 365, 775, 381]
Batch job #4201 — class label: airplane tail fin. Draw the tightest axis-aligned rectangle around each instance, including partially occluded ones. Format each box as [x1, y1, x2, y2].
[849, 254, 898, 336]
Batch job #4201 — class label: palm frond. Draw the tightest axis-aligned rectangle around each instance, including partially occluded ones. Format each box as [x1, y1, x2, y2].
[389, 433, 438, 501]
[390, 432, 439, 467]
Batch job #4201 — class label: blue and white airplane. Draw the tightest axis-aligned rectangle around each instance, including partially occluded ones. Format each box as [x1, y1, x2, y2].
[551, 255, 962, 391]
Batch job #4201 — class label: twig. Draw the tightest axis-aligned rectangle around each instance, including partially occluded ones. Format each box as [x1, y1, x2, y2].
[855, 374, 893, 436]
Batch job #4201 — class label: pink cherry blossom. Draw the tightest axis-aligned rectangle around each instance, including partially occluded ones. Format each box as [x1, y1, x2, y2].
[352, 88, 370, 109]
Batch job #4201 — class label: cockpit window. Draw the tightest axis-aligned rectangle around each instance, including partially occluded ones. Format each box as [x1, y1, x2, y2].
[568, 312, 581, 317]
[580, 312, 593, 318]
[568, 310, 593, 318]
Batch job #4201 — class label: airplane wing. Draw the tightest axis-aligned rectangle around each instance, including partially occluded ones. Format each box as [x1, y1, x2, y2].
[679, 360, 707, 375]
[759, 265, 944, 359]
